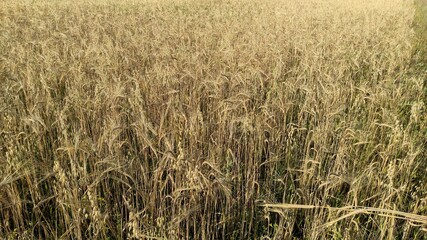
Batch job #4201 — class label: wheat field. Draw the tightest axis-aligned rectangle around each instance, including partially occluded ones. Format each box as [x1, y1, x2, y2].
[0, 0, 426, 239]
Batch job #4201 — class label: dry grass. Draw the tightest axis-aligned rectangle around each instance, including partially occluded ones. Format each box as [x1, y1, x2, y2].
[0, 0, 426, 239]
